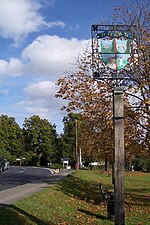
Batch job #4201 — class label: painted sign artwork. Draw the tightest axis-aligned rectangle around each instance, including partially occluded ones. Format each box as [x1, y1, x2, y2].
[98, 31, 131, 71]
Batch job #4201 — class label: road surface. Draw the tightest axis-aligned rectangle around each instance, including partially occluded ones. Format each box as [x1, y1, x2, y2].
[0, 166, 72, 207]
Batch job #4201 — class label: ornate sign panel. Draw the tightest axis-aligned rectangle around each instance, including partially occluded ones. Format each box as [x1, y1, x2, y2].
[100, 38, 131, 70]
[91, 25, 134, 80]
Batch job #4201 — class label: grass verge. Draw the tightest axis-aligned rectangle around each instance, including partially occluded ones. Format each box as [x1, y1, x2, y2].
[0, 170, 149, 225]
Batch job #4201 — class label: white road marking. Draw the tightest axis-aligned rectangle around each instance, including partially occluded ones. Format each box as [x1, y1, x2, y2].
[19, 167, 26, 173]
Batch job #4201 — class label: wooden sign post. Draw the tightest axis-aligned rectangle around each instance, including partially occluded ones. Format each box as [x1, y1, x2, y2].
[91, 24, 132, 224]
[113, 87, 125, 225]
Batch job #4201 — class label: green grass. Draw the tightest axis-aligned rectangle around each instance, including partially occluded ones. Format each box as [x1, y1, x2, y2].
[0, 170, 150, 225]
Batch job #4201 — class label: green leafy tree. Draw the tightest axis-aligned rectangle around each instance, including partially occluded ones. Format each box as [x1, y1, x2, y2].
[46, 124, 60, 164]
[60, 113, 79, 166]
[0, 115, 23, 162]
[23, 115, 58, 166]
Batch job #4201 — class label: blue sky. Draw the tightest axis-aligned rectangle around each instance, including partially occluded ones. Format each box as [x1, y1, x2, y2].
[0, 0, 125, 134]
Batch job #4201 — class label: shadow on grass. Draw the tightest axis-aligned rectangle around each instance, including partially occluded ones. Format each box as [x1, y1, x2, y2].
[125, 191, 150, 208]
[79, 209, 108, 220]
[54, 171, 113, 223]
[125, 173, 150, 208]
[56, 171, 150, 210]
[0, 204, 56, 225]
[56, 172, 112, 205]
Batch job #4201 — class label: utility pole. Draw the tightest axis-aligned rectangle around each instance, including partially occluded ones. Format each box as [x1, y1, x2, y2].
[79, 147, 82, 167]
[113, 87, 125, 225]
[75, 119, 79, 170]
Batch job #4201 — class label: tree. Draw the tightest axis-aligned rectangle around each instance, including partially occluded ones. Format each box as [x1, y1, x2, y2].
[60, 113, 79, 166]
[56, 48, 117, 166]
[112, 0, 150, 150]
[23, 115, 58, 166]
[77, 120, 113, 169]
[0, 115, 23, 162]
[56, 0, 149, 163]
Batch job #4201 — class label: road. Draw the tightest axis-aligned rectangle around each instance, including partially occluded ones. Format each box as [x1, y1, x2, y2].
[0, 166, 54, 191]
[0, 166, 72, 207]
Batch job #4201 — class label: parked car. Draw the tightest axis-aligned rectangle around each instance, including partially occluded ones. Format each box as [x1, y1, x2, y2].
[4, 159, 9, 170]
[0, 156, 5, 172]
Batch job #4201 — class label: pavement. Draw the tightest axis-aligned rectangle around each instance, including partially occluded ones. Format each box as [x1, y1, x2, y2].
[0, 169, 73, 208]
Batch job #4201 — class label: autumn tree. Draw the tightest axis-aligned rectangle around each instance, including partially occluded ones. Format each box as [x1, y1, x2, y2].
[77, 120, 113, 169]
[56, 55, 114, 166]
[56, 0, 149, 166]
[112, 0, 150, 150]
[60, 112, 112, 168]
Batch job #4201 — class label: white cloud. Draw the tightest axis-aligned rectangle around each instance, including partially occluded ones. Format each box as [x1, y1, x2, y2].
[13, 80, 67, 133]
[46, 21, 65, 28]
[22, 35, 89, 79]
[18, 101, 49, 115]
[24, 80, 58, 99]
[23, 80, 65, 111]
[0, 35, 89, 133]
[0, 58, 23, 76]
[0, 0, 65, 45]
[0, 35, 89, 80]
[0, 60, 7, 75]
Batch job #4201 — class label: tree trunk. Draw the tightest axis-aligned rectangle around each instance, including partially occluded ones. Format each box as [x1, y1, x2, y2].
[105, 158, 108, 171]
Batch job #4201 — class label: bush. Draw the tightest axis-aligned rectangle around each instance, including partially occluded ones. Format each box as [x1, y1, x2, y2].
[48, 163, 63, 169]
